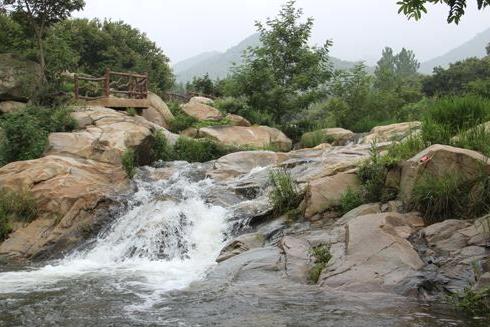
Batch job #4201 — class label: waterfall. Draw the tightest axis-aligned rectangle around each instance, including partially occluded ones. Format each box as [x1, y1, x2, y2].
[0, 163, 229, 295]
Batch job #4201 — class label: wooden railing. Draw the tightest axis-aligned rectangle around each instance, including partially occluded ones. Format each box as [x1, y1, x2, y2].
[74, 69, 148, 100]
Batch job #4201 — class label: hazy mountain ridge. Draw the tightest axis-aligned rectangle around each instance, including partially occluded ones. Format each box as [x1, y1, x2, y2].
[174, 27, 490, 82]
[419, 27, 490, 74]
[173, 34, 368, 83]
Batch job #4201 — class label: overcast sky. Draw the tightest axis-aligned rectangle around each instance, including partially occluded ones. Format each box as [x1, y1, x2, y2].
[75, 0, 490, 65]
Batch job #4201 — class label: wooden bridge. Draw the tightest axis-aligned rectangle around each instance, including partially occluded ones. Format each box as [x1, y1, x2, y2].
[74, 69, 150, 108]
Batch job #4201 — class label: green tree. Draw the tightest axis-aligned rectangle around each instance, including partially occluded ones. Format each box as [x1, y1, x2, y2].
[186, 73, 216, 96]
[0, 0, 85, 81]
[396, 48, 420, 77]
[374, 47, 397, 90]
[486, 42, 490, 55]
[44, 19, 174, 93]
[397, 0, 490, 23]
[227, 0, 332, 124]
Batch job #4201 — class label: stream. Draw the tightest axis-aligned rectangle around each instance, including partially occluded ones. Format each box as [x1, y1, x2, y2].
[0, 163, 487, 327]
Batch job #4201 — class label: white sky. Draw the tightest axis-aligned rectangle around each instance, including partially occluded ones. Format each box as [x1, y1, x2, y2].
[75, 0, 490, 64]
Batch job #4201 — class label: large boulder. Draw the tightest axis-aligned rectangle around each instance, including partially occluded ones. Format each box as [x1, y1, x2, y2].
[216, 232, 265, 263]
[141, 92, 174, 128]
[304, 172, 361, 218]
[361, 122, 421, 144]
[320, 212, 425, 293]
[182, 101, 223, 121]
[46, 106, 178, 165]
[400, 144, 490, 205]
[0, 155, 128, 260]
[0, 100, 26, 114]
[208, 151, 288, 180]
[189, 96, 214, 105]
[199, 125, 292, 152]
[225, 113, 251, 127]
[301, 128, 354, 146]
[0, 53, 42, 101]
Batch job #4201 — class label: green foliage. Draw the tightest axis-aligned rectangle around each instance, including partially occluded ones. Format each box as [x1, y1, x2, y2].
[339, 188, 363, 215]
[172, 137, 231, 163]
[126, 108, 137, 117]
[269, 168, 304, 216]
[167, 102, 197, 133]
[384, 133, 426, 163]
[421, 95, 490, 145]
[224, 0, 332, 126]
[358, 144, 391, 203]
[453, 124, 490, 157]
[0, 188, 38, 241]
[397, 0, 490, 24]
[411, 169, 490, 224]
[121, 149, 136, 179]
[300, 130, 335, 148]
[151, 130, 173, 162]
[193, 118, 231, 129]
[423, 57, 490, 97]
[374, 47, 420, 91]
[451, 287, 490, 316]
[185, 73, 222, 97]
[308, 244, 331, 284]
[0, 105, 76, 165]
[42, 18, 173, 92]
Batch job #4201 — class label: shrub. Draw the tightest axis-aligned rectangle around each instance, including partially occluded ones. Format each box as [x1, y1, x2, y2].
[151, 130, 174, 162]
[0, 106, 76, 165]
[422, 95, 490, 145]
[339, 188, 363, 215]
[121, 149, 137, 178]
[308, 244, 331, 284]
[453, 124, 490, 157]
[173, 137, 230, 163]
[193, 118, 231, 129]
[451, 287, 490, 317]
[0, 189, 38, 241]
[300, 130, 335, 148]
[358, 144, 389, 203]
[126, 107, 137, 116]
[411, 173, 464, 224]
[384, 133, 426, 164]
[268, 168, 304, 216]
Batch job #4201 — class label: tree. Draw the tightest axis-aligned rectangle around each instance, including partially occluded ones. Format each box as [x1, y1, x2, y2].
[186, 74, 216, 96]
[395, 48, 420, 77]
[374, 47, 420, 90]
[0, 0, 85, 81]
[486, 43, 490, 56]
[397, 0, 490, 24]
[227, 0, 332, 124]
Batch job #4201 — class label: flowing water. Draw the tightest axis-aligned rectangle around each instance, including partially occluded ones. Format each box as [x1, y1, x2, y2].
[0, 163, 487, 326]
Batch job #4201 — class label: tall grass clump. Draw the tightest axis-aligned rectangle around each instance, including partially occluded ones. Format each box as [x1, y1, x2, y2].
[121, 149, 137, 178]
[300, 130, 335, 148]
[269, 168, 304, 216]
[0, 106, 77, 165]
[451, 287, 490, 317]
[151, 130, 173, 162]
[339, 188, 363, 215]
[0, 189, 38, 241]
[422, 95, 490, 145]
[411, 168, 490, 224]
[358, 143, 391, 203]
[453, 124, 490, 157]
[308, 244, 331, 284]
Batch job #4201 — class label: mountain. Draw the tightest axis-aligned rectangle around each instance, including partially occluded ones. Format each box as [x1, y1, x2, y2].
[173, 34, 367, 83]
[420, 27, 490, 74]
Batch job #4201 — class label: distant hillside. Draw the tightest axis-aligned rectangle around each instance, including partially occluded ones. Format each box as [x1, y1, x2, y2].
[173, 34, 368, 83]
[420, 27, 490, 74]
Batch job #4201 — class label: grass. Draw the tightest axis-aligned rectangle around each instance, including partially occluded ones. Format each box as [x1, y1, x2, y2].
[126, 107, 137, 116]
[151, 130, 173, 162]
[339, 188, 363, 215]
[268, 168, 304, 216]
[358, 143, 390, 203]
[411, 168, 490, 224]
[300, 130, 335, 148]
[193, 118, 231, 129]
[0, 189, 38, 241]
[451, 287, 490, 317]
[308, 245, 331, 284]
[121, 149, 137, 178]
[453, 124, 490, 157]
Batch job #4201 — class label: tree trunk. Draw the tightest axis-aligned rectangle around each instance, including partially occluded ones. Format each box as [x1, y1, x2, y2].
[34, 29, 47, 84]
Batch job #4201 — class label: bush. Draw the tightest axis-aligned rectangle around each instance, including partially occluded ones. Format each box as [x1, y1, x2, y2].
[193, 118, 231, 129]
[173, 137, 230, 163]
[121, 149, 137, 178]
[384, 133, 426, 164]
[308, 245, 331, 284]
[421, 95, 490, 145]
[151, 130, 173, 162]
[453, 124, 490, 157]
[411, 169, 490, 224]
[167, 101, 197, 133]
[0, 106, 76, 165]
[300, 130, 335, 148]
[339, 188, 363, 215]
[451, 287, 490, 317]
[268, 168, 304, 216]
[0, 189, 38, 241]
[358, 144, 390, 203]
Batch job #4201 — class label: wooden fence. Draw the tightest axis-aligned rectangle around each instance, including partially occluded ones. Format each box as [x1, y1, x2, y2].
[74, 69, 148, 100]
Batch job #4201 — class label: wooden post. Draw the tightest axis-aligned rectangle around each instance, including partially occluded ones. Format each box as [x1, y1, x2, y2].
[74, 74, 79, 100]
[104, 68, 110, 97]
